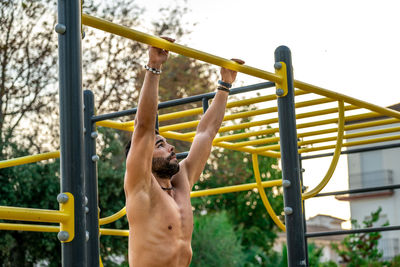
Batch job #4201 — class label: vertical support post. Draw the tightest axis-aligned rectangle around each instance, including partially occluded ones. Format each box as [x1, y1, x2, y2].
[275, 46, 307, 266]
[56, 0, 86, 265]
[299, 159, 309, 266]
[84, 90, 100, 267]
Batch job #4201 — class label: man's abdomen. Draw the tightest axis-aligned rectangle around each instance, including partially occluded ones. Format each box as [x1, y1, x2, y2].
[129, 231, 192, 267]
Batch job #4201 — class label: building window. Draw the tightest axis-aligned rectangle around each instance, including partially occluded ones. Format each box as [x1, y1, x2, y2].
[379, 238, 400, 260]
[349, 151, 393, 189]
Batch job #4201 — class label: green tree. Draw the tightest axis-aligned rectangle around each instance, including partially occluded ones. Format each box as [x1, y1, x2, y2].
[391, 255, 400, 267]
[191, 130, 284, 266]
[0, 0, 212, 265]
[0, 1, 284, 266]
[331, 207, 390, 267]
[190, 212, 246, 267]
[0, 0, 58, 155]
[0, 144, 61, 266]
[265, 243, 338, 267]
[95, 127, 129, 265]
[0, 0, 194, 155]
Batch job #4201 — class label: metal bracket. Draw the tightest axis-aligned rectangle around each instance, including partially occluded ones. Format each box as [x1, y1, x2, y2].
[274, 61, 288, 97]
[59, 192, 75, 243]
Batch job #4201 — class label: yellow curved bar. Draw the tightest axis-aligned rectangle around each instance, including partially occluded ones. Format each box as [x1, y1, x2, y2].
[0, 151, 60, 169]
[82, 14, 282, 83]
[251, 154, 286, 231]
[99, 207, 126, 226]
[302, 101, 345, 200]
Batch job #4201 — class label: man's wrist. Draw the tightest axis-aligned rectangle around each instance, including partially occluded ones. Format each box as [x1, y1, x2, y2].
[217, 86, 230, 93]
[218, 80, 232, 89]
[145, 64, 162, 75]
[147, 61, 162, 69]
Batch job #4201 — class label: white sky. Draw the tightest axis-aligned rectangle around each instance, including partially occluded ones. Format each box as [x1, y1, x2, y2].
[134, 0, 400, 223]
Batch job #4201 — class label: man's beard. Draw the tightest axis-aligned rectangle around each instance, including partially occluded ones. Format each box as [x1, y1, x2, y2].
[152, 153, 180, 179]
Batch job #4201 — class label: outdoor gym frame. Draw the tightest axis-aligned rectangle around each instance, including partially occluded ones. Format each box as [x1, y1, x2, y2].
[1, 0, 400, 266]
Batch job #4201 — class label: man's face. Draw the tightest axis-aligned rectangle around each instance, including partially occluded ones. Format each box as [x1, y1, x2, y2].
[152, 135, 179, 178]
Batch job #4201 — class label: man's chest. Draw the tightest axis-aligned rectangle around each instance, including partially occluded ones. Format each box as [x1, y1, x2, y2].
[155, 190, 194, 238]
[129, 187, 193, 235]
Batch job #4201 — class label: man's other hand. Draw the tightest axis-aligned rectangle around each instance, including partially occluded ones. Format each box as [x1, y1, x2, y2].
[220, 58, 245, 84]
[148, 36, 175, 69]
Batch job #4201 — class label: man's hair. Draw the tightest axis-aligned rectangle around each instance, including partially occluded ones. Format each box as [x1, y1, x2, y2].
[125, 129, 160, 158]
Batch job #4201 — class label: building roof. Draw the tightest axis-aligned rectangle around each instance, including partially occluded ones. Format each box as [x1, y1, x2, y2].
[307, 214, 346, 223]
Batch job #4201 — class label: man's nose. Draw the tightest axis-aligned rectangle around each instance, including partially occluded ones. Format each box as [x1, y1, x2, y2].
[168, 144, 175, 153]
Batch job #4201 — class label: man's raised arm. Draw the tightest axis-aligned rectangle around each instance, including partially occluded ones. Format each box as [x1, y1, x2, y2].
[182, 59, 245, 188]
[124, 37, 175, 196]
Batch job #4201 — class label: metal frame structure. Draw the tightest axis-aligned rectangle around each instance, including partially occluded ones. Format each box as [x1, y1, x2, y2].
[0, 1, 400, 266]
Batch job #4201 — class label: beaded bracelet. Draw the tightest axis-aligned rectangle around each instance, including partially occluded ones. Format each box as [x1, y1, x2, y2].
[217, 86, 230, 93]
[218, 80, 232, 88]
[144, 65, 162, 75]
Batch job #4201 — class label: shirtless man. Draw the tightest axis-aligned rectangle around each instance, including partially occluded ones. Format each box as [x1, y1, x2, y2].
[124, 37, 244, 267]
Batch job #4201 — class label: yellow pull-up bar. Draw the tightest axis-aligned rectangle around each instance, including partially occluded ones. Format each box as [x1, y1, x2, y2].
[81, 14, 282, 83]
[82, 13, 400, 121]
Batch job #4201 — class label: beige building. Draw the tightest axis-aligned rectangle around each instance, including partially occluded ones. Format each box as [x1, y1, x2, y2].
[337, 103, 400, 260]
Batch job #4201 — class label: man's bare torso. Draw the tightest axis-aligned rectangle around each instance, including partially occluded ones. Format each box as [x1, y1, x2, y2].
[126, 168, 193, 267]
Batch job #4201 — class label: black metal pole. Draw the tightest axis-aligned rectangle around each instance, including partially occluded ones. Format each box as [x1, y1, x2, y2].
[92, 82, 275, 122]
[306, 225, 400, 238]
[275, 46, 307, 266]
[314, 183, 400, 197]
[300, 143, 400, 160]
[202, 97, 209, 113]
[56, 0, 86, 265]
[299, 159, 309, 266]
[84, 90, 99, 266]
[156, 113, 159, 130]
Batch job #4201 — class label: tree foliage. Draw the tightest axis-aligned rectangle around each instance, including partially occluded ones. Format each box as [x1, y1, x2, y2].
[0, 144, 61, 266]
[191, 130, 284, 266]
[331, 207, 390, 267]
[0, 0, 58, 155]
[190, 212, 246, 267]
[0, 0, 286, 265]
[82, 0, 194, 116]
[0, 0, 194, 155]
